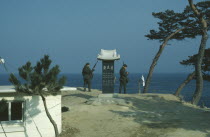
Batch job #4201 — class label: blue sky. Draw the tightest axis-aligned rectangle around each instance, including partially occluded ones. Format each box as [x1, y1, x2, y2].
[0, 0, 209, 74]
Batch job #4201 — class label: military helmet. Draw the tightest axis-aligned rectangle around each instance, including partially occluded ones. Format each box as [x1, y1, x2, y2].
[123, 64, 127, 67]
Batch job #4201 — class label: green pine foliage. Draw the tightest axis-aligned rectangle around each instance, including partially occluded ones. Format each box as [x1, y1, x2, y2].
[9, 55, 66, 95]
[0, 99, 7, 113]
[180, 48, 210, 81]
[145, 1, 210, 42]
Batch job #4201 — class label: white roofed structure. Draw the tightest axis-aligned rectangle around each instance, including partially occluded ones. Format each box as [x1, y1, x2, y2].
[0, 86, 76, 94]
[0, 85, 77, 137]
[0, 86, 16, 93]
[97, 49, 120, 61]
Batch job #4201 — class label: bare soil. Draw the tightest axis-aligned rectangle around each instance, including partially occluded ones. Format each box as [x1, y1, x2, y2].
[60, 88, 210, 137]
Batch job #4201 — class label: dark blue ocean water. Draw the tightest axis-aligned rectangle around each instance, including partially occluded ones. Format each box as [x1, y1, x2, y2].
[0, 73, 209, 107]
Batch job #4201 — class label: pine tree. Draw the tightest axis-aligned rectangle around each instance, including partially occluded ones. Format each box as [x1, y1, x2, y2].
[187, 0, 209, 105]
[143, 1, 210, 105]
[9, 55, 66, 137]
[175, 48, 210, 97]
[180, 48, 210, 79]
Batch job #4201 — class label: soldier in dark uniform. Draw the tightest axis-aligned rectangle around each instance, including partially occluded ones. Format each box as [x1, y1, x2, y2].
[119, 64, 128, 94]
[82, 63, 94, 92]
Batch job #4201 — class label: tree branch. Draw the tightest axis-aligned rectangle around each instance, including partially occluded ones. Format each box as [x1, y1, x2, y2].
[163, 28, 185, 45]
[188, 0, 207, 28]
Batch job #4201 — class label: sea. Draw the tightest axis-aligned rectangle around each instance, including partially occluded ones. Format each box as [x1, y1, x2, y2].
[0, 73, 210, 108]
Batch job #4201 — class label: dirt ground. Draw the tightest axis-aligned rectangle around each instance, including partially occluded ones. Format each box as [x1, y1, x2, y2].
[60, 88, 210, 137]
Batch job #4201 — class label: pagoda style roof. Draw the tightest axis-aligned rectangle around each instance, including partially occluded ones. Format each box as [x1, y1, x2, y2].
[97, 49, 120, 61]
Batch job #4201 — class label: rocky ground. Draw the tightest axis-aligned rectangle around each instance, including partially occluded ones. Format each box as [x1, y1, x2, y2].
[60, 88, 210, 137]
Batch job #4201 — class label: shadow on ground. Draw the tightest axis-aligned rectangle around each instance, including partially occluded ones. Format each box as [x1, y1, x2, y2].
[76, 87, 85, 92]
[62, 93, 93, 100]
[111, 94, 210, 137]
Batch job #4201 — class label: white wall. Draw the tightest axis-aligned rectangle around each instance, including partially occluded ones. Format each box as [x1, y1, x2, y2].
[0, 95, 61, 137]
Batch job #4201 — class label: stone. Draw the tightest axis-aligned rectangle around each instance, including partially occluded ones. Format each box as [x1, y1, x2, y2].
[98, 93, 118, 98]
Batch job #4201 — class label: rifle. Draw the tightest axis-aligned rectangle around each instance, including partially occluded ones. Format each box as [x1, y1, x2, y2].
[90, 60, 98, 79]
[92, 60, 98, 71]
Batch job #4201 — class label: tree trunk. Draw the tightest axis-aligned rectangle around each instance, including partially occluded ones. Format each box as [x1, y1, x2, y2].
[188, 0, 208, 105]
[192, 33, 208, 105]
[40, 93, 59, 137]
[143, 28, 185, 93]
[174, 71, 195, 96]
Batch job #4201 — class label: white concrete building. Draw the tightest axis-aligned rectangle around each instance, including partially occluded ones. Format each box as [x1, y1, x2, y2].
[0, 86, 64, 137]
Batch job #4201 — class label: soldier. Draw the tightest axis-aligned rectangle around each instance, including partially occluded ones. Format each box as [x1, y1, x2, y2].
[82, 63, 94, 92]
[119, 64, 129, 94]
